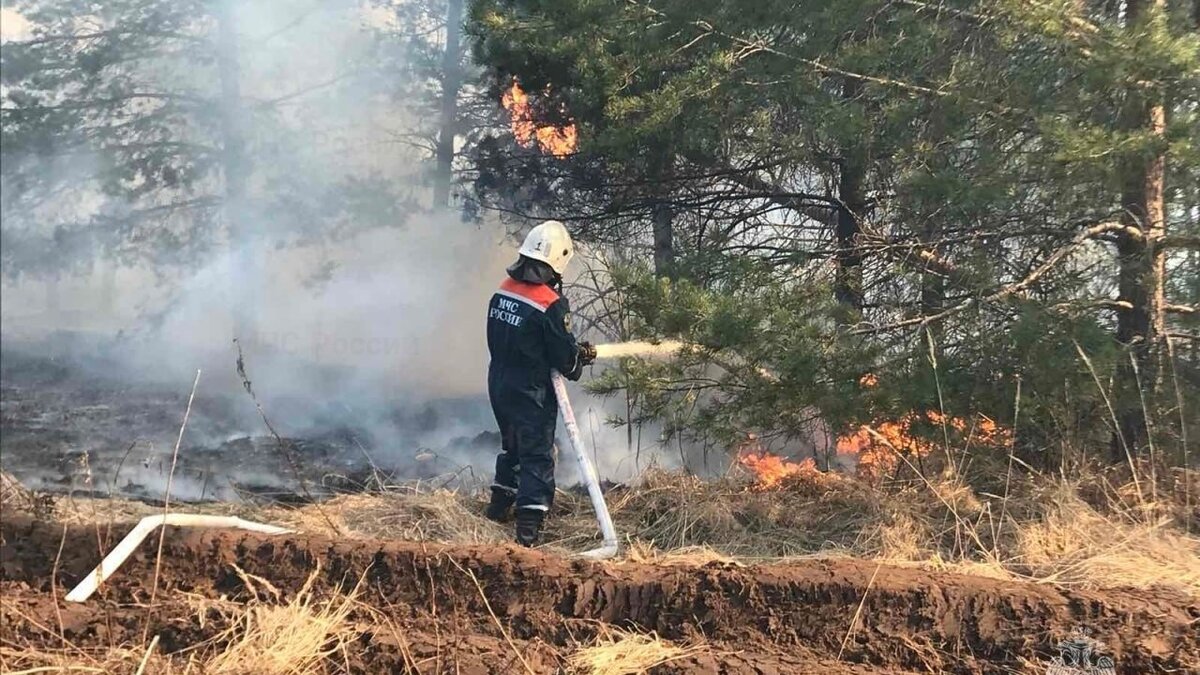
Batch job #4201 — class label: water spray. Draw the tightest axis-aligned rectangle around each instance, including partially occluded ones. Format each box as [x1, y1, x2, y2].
[592, 340, 683, 360]
[592, 339, 777, 381]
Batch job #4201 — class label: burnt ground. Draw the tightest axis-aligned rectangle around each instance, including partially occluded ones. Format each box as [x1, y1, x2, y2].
[0, 342, 498, 504]
[2, 516, 1196, 674]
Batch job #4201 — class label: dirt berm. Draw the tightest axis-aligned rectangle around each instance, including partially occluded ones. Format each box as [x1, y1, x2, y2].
[1, 517, 1195, 673]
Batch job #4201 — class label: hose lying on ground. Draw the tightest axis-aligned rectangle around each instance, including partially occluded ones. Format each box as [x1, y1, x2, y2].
[65, 514, 292, 602]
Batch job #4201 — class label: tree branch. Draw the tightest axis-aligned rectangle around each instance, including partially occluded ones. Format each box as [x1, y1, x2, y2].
[5, 29, 206, 47]
[1162, 235, 1200, 250]
[853, 222, 1128, 334]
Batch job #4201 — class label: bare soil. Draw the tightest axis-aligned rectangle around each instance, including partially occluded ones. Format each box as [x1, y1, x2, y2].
[2, 516, 1196, 674]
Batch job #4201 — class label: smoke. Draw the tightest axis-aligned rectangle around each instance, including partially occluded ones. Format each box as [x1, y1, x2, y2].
[0, 0, 692, 502]
[152, 222, 513, 397]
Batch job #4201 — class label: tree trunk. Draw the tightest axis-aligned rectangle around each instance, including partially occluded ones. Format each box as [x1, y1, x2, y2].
[652, 199, 674, 279]
[920, 264, 945, 317]
[836, 79, 866, 311]
[1146, 103, 1167, 352]
[216, 0, 254, 340]
[650, 146, 675, 279]
[1112, 0, 1168, 461]
[433, 0, 463, 209]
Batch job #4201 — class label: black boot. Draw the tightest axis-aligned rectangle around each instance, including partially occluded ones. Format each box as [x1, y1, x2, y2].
[485, 488, 515, 523]
[514, 508, 545, 547]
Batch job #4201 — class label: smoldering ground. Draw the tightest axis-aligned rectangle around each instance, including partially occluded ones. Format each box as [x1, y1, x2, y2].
[0, 217, 682, 503]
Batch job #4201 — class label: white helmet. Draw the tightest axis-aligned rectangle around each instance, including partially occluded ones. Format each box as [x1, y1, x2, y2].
[518, 219, 574, 274]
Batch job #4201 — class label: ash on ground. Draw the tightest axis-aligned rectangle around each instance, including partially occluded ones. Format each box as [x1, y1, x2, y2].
[1, 337, 499, 505]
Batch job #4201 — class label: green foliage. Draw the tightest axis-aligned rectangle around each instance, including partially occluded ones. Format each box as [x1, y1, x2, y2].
[470, 0, 1200, 469]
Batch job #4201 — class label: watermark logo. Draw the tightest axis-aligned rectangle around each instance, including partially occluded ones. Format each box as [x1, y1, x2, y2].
[1044, 627, 1116, 675]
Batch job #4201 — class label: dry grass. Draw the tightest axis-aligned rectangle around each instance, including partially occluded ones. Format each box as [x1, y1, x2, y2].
[548, 468, 1199, 599]
[43, 494, 261, 526]
[0, 566, 364, 675]
[0, 595, 173, 674]
[203, 567, 362, 675]
[620, 541, 743, 567]
[6, 465, 1198, 599]
[1012, 484, 1200, 595]
[0, 470, 29, 507]
[874, 512, 929, 561]
[0, 644, 172, 674]
[567, 626, 707, 675]
[271, 489, 508, 544]
[542, 468, 880, 559]
[0, 470, 54, 521]
[37, 486, 508, 546]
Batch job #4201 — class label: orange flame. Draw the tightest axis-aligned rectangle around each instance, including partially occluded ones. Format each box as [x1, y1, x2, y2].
[738, 452, 818, 490]
[500, 81, 578, 157]
[734, 372, 1013, 488]
[836, 411, 1012, 480]
[735, 435, 830, 490]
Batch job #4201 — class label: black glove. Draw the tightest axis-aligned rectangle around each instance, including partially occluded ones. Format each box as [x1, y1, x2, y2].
[578, 341, 597, 366]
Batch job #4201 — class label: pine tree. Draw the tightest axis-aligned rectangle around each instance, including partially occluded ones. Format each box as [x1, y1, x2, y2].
[467, 0, 1200, 469]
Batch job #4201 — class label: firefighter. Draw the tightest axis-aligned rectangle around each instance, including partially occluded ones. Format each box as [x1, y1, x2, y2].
[484, 220, 596, 546]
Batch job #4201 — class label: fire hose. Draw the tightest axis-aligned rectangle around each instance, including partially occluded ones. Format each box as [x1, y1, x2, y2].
[65, 514, 292, 602]
[551, 371, 620, 559]
[557, 338, 770, 560]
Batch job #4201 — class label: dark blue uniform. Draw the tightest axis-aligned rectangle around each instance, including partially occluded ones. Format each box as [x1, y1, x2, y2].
[487, 275, 584, 512]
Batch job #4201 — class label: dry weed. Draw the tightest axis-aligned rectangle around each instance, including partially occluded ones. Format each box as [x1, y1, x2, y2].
[0, 471, 30, 508]
[0, 471, 54, 520]
[8, 464, 1197, 600]
[0, 600, 173, 675]
[874, 513, 929, 561]
[0, 644, 171, 674]
[567, 626, 706, 675]
[1, 566, 365, 675]
[620, 541, 742, 567]
[272, 489, 507, 544]
[203, 566, 362, 675]
[577, 469, 878, 557]
[1013, 484, 1200, 596]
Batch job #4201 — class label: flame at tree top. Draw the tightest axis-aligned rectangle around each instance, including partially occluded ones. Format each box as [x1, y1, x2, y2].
[501, 81, 578, 158]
